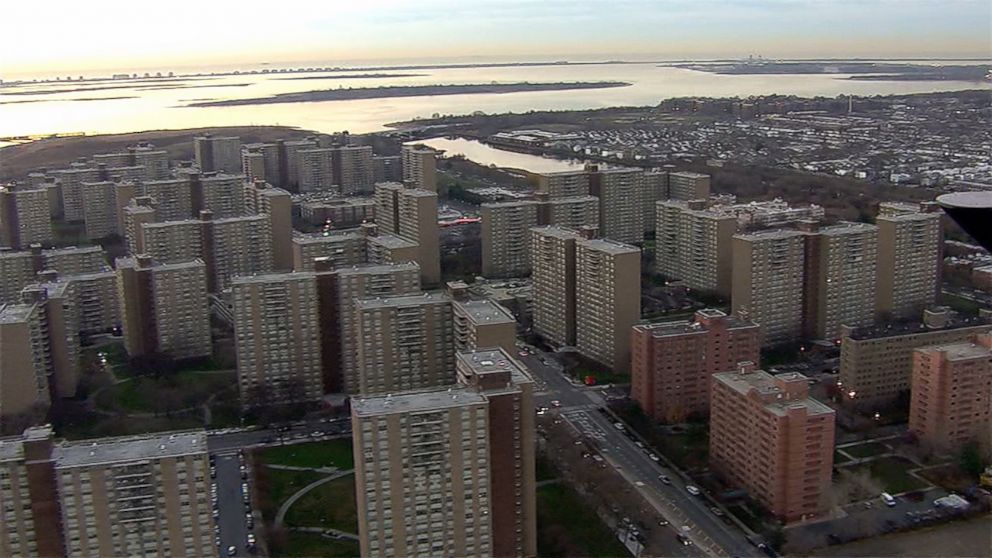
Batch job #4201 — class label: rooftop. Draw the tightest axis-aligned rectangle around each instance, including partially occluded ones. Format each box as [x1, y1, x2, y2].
[847, 315, 991, 341]
[938, 191, 992, 209]
[454, 299, 515, 325]
[55, 431, 208, 468]
[352, 385, 486, 417]
[293, 231, 363, 245]
[0, 303, 38, 324]
[919, 340, 992, 361]
[734, 228, 805, 241]
[579, 237, 640, 255]
[356, 291, 450, 310]
[367, 234, 418, 249]
[531, 225, 582, 240]
[337, 262, 420, 277]
[714, 369, 834, 417]
[231, 270, 316, 286]
[819, 221, 878, 236]
[635, 310, 756, 336]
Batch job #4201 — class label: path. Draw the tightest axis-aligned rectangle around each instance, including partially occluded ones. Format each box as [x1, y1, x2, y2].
[274, 469, 354, 526]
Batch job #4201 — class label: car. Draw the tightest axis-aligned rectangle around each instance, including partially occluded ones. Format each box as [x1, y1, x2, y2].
[227, 545, 238, 556]
[210, 466, 217, 478]
[241, 470, 248, 480]
[649, 453, 660, 462]
[518, 351, 528, 357]
[215, 535, 222, 547]
[311, 431, 322, 437]
[246, 516, 254, 529]
[881, 493, 897, 507]
[658, 475, 671, 485]
[213, 509, 220, 519]
[676, 534, 693, 546]
[246, 534, 256, 548]
[710, 506, 725, 517]
[658, 519, 670, 526]
[536, 407, 548, 416]
[686, 485, 701, 496]
[550, 400, 561, 408]
[614, 422, 625, 431]
[634, 441, 645, 448]
[634, 481, 645, 487]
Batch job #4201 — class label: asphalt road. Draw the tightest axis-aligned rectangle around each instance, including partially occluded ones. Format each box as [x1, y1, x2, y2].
[214, 451, 251, 557]
[520, 349, 760, 558]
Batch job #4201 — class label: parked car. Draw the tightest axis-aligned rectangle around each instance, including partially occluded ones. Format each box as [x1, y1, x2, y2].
[881, 492, 897, 507]
[676, 533, 692, 546]
[658, 475, 671, 485]
[686, 485, 701, 496]
[710, 506, 725, 517]
[227, 545, 237, 556]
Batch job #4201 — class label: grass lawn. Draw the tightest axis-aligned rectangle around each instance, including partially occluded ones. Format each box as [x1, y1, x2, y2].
[56, 413, 204, 440]
[258, 469, 328, 522]
[834, 450, 851, 464]
[95, 370, 238, 414]
[537, 483, 628, 558]
[274, 531, 360, 558]
[535, 455, 559, 482]
[940, 292, 983, 316]
[260, 439, 354, 470]
[853, 456, 929, 494]
[842, 442, 889, 459]
[284, 475, 358, 533]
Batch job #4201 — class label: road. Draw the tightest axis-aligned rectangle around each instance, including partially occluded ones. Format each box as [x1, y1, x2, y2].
[519, 350, 760, 558]
[214, 451, 251, 557]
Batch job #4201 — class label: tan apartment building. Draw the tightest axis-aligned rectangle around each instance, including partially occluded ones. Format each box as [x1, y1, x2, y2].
[141, 177, 194, 221]
[375, 182, 441, 286]
[328, 262, 421, 394]
[401, 144, 438, 192]
[732, 229, 806, 346]
[909, 335, 992, 453]
[116, 256, 211, 360]
[641, 171, 669, 232]
[194, 134, 242, 174]
[297, 148, 338, 194]
[656, 199, 737, 296]
[373, 154, 403, 183]
[40, 245, 107, 276]
[667, 171, 711, 201]
[876, 210, 941, 320]
[243, 180, 293, 270]
[207, 213, 273, 291]
[453, 299, 517, 354]
[804, 222, 878, 340]
[292, 231, 367, 271]
[336, 145, 376, 195]
[481, 201, 540, 278]
[196, 173, 245, 218]
[354, 292, 454, 395]
[0, 426, 65, 557]
[839, 307, 992, 408]
[543, 195, 599, 230]
[536, 170, 590, 198]
[575, 238, 641, 372]
[122, 197, 158, 254]
[80, 180, 134, 239]
[51, 166, 101, 222]
[66, 270, 120, 335]
[365, 230, 420, 266]
[0, 250, 36, 304]
[138, 219, 205, 264]
[299, 197, 375, 228]
[55, 430, 216, 557]
[0, 299, 55, 420]
[631, 309, 761, 423]
[22, 280, 81, 400]
[232, 272, 324, 409]
[1, 184, 53, 249]
[352, 348, 536, 558]
[530, 226, 582, 347]
[710, 364, 835, 522]
[591, 167, 645, 245]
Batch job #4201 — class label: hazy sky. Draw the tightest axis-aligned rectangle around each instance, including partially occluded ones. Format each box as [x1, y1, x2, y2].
[2, 0, 989, 77]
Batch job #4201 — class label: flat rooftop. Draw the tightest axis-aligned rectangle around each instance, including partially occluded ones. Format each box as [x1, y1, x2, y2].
[481, 200, 538, 209]
[579, 238, 639, 255]
[455, 299, 515, 325]
[847, 315, 991, 341]
[714, 369, 834, 417]
[0, 303, 37, 324]
[734, 228, 805, 241]
[669, 171, 710, 179]
[352, 386, 486, 417]
[819, 221, 877, 236]
[636, 310, 756, 336]
[356, 291, 449, 310]
[55, 431, 208, 468]
[531, 225, 582, 240]
[367, 234, 418, 249]
[548, 195, 598, 205]
[337, 262, 420, 277]
[293, 231, 363, 245]
[919, 341, 992, 361]
[457, 349, 533, 389]
[231, 270, 316, 285]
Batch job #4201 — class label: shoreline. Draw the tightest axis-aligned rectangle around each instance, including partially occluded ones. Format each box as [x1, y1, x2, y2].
[185, 81, 632, 107]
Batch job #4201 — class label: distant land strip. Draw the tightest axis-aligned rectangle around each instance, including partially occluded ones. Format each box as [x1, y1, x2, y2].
[186, 81, 632, 107]
[272, 73, 428, 80]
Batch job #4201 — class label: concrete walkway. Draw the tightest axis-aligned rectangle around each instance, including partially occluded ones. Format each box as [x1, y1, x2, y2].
[267, 464, 340, 474]
[291, 526, 360, 542]
[274, 469, 354, 526]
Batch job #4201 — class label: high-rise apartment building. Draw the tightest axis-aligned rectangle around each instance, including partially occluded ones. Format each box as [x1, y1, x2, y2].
[39, 245, 107, 276]
[233, 272, 324, 408]
[839, 307, 992, 408]
[631, 309, 761, 423]
[241, 143, 281, 187]
[325, 262, 422, 394]
[354, 292, 454, 395]
[575, 238, 641, 372]
[401, 144, 437, 192]
[536, 170, 590, 198]
[299, 196, 375, 228]
[22, 281, 81, 400]
[141, 177, 194, 221]
[282, 139, 320, 192]
[0, 297, 54, 419]
[336, 145, 376, 195]
[876, 210, 941, 320]
[138, 219, 205, 265]
[365, 231, 420, 267]
[196, 173, 245, 218]
[542, 195, 599, 230]
[292, 231, 367, 271]
[51, 166, 101, 221]
[591, 167, 645, 244]
[122, 197, 158, 254]
[0, 425, 65, 557]
[710, 364, 835, 522]
[732, 229, 806, 346]
[909, 335, 992, 453]
[80, 180, 134, 239]
[453, 299, 517, 354]
[208, 213, 273, 291]
[66, 269, 120, 335]
[297, 148, 337, 194]
[530, 226, 582, 346]
[804, 222, 878, 340]
[667, 171, 711, 201]
[481, 201, 540, 278]
[116, 256, 211, 360]
[373, 155, 402, 183]
[352, 348, 537, 558]
[641, 171, 669, 232]
[244, 180, 293, 270]
[1, 183, 53, 249]
[0, 250, 36, 304]
[375, 183, 441, 286]
[194, 135, 242, 174]
[656, 200, 737, 296]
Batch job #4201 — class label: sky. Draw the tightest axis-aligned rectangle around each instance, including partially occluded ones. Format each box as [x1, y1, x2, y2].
[2, 0, 989, 78]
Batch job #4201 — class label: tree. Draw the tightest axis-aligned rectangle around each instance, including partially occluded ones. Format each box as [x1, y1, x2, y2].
[960, 442, 985, 477]
[129, 352, 176, 380]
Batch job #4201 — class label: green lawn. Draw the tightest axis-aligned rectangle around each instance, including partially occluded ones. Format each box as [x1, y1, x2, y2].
[95, 370, 238, 414]
[854, 456, 930, 494]
[940, 292, 983, 316]
[535, 455, 559, 482]
[260, 439, 354, 470]
[258, 469, 327, 522]
[274, 531, 360, 558]
[834, 450, 852, 464]
[537, 483, 628, 558]
[284, 475, 358, 533]
[842, 442, 889, 459]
